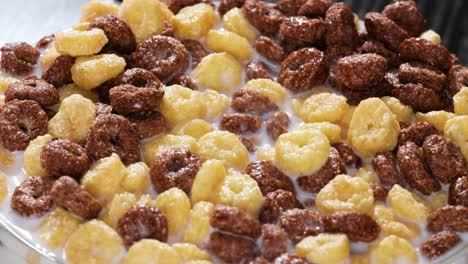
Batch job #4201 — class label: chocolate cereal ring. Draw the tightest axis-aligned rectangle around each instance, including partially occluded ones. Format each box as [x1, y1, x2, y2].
[40, 139, 90, 179]
[89, 14, 136, 54]
[245, 160, 294, 195]
[11, 176, 55, 217]
[5, 76, 59, 107]
[181, 39, 208, 68]
[117, 205, 168, 248]
[109, 84, 164, 114]
[85, 114, 140, 164]
[0, 42, 40, 75]
[0, 100, 48, 151]
[127, 111, 166, 139]
[242, 0, 285, 37]
[41, 55, 75, 88]
[149, 148, 201, 194]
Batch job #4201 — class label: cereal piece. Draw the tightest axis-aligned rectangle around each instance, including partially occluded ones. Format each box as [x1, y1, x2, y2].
[372, 205, 420, 239]
[89, 14, 136, 54]
[453, 86, 468, 115]
[0, 42, 39, 75]
[279, 209, 323, 243]
[426, 205, 468, 232]
[220, 113, 261, 134]
[335, 54, 388, 90]
[198, 131, 249, 169]
[316, 174, 374, 214]
[0, 100, 48, 151]
[42, 55, 75, 88]
[399, 37, 451, 70]
[55, 28, 108, 56]
[359, 40, 400, 66]
[369, 235, 418, 264]
[160, 20, 175, 37]
[323, 211, 380, 242]
[58, 83, 99, 102]
[297, 147, 346, 193]
[274, 0, 306, 16]
[11, 176, 55, 216]
[255, 146, 275, 161]
[174, 3, 218, 39]
[353, 165, 377, 184]
[422, 135, 467, 184]
[65, 220, 123, 264]
[245, 60, 273, 80]
[242, 0, 284, 36]
[397, 142, 441, 195]
[161, 85, 206, 126]
[215, 169, 263, 216]
[172, 243, 210, 262]
[120, 162, 149, 194]
[380, 96, 413, 123]
[39, 139, 89, 178]
[0, 76, 17, 92]
[35, 34, 54, 49]
[299, 122, 342, 144]
[81, 153, 127, 201]
[245, 160, 294, 196]
[275, 129, 330, 175]
[420, 30, 441, 44]
[275, 253, 309, 264]
[150, 148, 201, 194]
[23, 134, 53, 177]
[430, 192, 448, 210]
[447, 65, 468, 96]
[259, 190, 303, 223]
[393, 82, 448, 113]
[223, 8, 256, 42]
[71, 54, 126, 90]
[255, 36, 286, 64]
[364, 12, 409, 51]
[296, 233, 350, 264]
[331, 142, 360, 166]
[128, 111, 167, 139]
[39, 208, 81, 248]
[265, 112, 289, 140]
[388, 184, 431, 222]
[155, 188, 191, 235]
[421, 231, 461, 259]
[51, 176, 102, 219]
[182, 39, 208, 68]
[218, 0, 245, 16]
[278, 48, 328, 93]
[48, 94, 96, 143]
[109, 83, 164, 115]
[371, 152, 401, 187]
[449, 176, 468, 207]
[324, 3, 358, 47]
[232, 89, 277, 116]
[261, 224, 287, 261]
[122, 239, 181, 264]
[399, 121, 439, 146]
[211, 205, 261, 238]
[192, 52, 242, 92]
[142, 134, 198, 164]
[40, 43, 60, 70]
[86, 114, 139, 164]
[101, 192, 137, 229]
[80, 0, 119, 22]
[5, 76, 59, 107]
[0, 172, 7, 203]
[280, 16, 325, 44]
[300, 93, 348, 123]
[118, 0, 170, 43]
[382, 0, 425, 37]
[183, 201, 214, 245]
[201, 89, 229, 120]
[444, 116, 468, 160]
[398, 62, 446, 91]
[168, 74, 198, 90]
[208, 232, 257, 263]
[298, 0, 331, 17]
[243, 78, 287, 104]
[348, 98, 400, 157]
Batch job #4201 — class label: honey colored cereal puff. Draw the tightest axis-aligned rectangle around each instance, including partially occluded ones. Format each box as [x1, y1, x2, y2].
[100, 192, 137, 229]
[372, 205, 420, 239]
[244, 78, 287, 104]
[191, 159, 227, 204]
[444, 116, 468, 160]
[55, 28, 108, 57]
[369, 235, 418, 264]
[297, 122, 342, 144]
[415, 110, 456, 132]
[275, 129, 330, 176]
[172, 119, 214, 139]
[142, 134, 198, 164]
[120, 162, 150, 194]
[39, 208, 81, 248]
[388, 184, 430, 223]
[300, 93, 349, 124]
[71, 54, 126, 90]
[296, 234, 350, 264]
[453, 86, 468, 115]
[420, 30, 441, 44]
[122, 239, 182, 264]
[64, 220, 124, 264]
[155, 188, 191, 235]
[0, 171, 7, 204]
[380, 96, 414, 122]
[161, 85, 206, 126]
[172, 243, 210, 261]
[58, 83, 99, 102]
[23, 134, 53, 177]
[348, 98, 400, 157]
[205, 30, 253, 61]
[80, 0, 119, 23]
[192, 53, 242, 92]
[182, 201, 215, 245]
[201, 89, 230, 121]
[174, 3, 218, 40]
[0, 76, 18, 93]
[255, 146, 275, 161]
[222, 8, 257, 42]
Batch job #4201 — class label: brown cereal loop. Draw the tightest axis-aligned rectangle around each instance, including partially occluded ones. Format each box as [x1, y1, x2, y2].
[231, 89, 278, 115]
[297, 147, 347, 193]
[421, 231, 461, 259]
[279, 16, 326, 44]
[261, 224, 288, 261]
[127, 111, 166, 139]
[279, 209, 323, 243]
[447, 65, 468, 96]
[11, 176, 55, 217]
[323, 211, 380, 242]
[332, 143, 361, 167]
[278, 47, 328, 93]
[35, 34, 54, 49]
[364, 12, 409, 51]
[255, 36, 286, 64]
[210, 205, 262, 238]
[275, 253, 309, 264]
[265, 111, 289, 140]
[41, 55, 75, 88]
[398, 62, 446, 91]
[360, 40, 400, 67]
[149, 148, 201, 194]
[369, 183, 389, 201]
[117, 205, 168, 248]
[0, 100, 48, 151]
[245, 160, 295, 195]
[242, 0, 285, 37]
[426, 205, 468, 233]
[274, 0, 306, 16]
[298, 0, 332, 18]
[245, 61, 273, 80]
[399, 121, 439, 146]
[95, 102, 113, 116]
[51, 176, 102, 219]
[181, 39, 208, 68]
[85, 114, 140, 164]
[324, 3, 359, 48]
[208, 232, 258, 263]
[259, 190, 303, 224]
[382, 0, 426, 37]
[335, 54, 388, 90]
[371, 152, 402, 187]
[89, 14, 136, 54]
[130, 36, 189, 79]
[5, 76, 59, 107]
[109, 84, 164, 114]
[397, 141, 441, 195]
[40, 139, 90, 178]
[392, 83, 447, 112]
[167, 74, 198, 90]
[399, 38, 451, 71]
[238, 136, 256, 152]
[449, 176, 468, 207]
[220, 113, 262, 134]
[218, 0, 245, 16]
[121, 68, 163, 89]
[0, 42, 40, 75]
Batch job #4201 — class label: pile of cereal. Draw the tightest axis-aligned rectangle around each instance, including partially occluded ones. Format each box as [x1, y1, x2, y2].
[0, 0, 467, 263]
